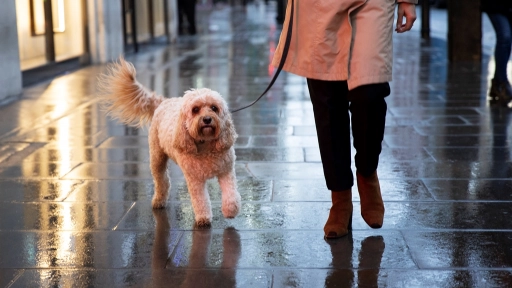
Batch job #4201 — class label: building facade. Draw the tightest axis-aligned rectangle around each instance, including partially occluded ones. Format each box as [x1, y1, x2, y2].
[0, 0, 178, 102]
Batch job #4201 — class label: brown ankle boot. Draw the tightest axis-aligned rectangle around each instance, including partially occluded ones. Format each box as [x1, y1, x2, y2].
[324, 189, 353, 239]
[357, 171, 384, 228]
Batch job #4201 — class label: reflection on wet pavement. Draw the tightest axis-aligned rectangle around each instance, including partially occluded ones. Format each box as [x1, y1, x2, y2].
[1, 2, 512, 287]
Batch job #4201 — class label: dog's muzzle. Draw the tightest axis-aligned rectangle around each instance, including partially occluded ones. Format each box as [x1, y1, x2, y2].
[200, 116, 216, 136]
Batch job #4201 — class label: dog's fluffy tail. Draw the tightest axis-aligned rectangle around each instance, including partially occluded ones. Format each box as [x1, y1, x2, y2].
[98, 57, 164, 127]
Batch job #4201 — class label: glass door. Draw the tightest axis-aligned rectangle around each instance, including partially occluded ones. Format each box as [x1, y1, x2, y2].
[16, 0, 87, 71]
[53, 0, 87, 62]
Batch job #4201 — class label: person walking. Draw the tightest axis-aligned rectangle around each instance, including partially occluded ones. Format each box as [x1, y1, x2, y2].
[178, 0, 197, 35]
[272, 0, 417, 239]
[482, 0, 512, 103]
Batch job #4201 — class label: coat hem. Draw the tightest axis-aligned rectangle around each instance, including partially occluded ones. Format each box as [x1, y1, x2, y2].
[271, 61, 349, 82]
[271, 60, 392, 91]
[347, 75, 392, 90]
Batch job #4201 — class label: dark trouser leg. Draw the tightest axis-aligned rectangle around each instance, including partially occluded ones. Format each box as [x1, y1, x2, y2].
[348, 83, 389, 176]
[307, 79, 353, 191]
[349, 82, 389, 229]
[487, 13, 512, 82]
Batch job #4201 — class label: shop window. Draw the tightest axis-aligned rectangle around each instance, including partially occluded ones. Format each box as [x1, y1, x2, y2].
[30, 0, 66, 36]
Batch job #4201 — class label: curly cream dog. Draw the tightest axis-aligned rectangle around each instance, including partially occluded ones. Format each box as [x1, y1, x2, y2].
[99, 57, 241, 227]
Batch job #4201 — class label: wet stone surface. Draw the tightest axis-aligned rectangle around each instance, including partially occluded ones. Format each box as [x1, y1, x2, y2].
[0, 2, 512, 287]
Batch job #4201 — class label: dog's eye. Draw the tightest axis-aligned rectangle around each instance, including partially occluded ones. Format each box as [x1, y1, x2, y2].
[192, 107, 200, 114]
[211, 106, 218, 112]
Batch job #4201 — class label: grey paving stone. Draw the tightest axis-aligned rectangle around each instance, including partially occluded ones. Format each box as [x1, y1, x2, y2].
[0, 202, 133, 231]
[0, 179, 83, 202]
[11, 269, 271, 288]
[0, 230, 181, 269]
[403, 231, 512, 269]
[168, 230, 415, 269]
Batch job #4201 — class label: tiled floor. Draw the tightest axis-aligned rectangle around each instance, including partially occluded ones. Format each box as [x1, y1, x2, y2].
[1, 1, 512, 287]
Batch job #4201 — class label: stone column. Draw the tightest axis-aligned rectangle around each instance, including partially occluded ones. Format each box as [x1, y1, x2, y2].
[0, 1, 22, 102]
[447, 0, 481, 62]
[87, 0, 124, 64]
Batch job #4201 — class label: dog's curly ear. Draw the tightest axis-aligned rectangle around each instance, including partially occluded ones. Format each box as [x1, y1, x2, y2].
[172, 112, 197, 154]
[215, 112, 237, 152]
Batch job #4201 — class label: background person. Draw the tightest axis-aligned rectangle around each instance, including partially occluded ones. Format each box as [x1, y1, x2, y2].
[482, 0, 512, 102]
[178, 0, 197, 35]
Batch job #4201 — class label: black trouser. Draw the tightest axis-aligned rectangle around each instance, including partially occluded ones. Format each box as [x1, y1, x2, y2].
[178, 0, 197, 35]
[307, 79, 389, 191]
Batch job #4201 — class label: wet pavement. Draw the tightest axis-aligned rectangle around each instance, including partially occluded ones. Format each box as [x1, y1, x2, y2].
[1, 2, 512, 287]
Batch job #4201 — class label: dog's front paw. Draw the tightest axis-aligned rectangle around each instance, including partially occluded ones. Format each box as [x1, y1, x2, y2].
[194, 217, 212, 228]
[222, 195, 241, 219]
[152, 197, 167, 209]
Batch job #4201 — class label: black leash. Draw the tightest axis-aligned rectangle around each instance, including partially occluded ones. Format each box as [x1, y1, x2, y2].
[230, 0, 294, 113]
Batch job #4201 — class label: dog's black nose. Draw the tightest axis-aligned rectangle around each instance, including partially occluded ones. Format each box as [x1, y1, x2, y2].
[203, 116, 212, 124]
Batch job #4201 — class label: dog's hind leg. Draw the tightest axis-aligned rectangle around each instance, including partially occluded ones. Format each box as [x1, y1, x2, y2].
[150, 147, 170, 209]
[218, 169, 241, 218]
[185, 176, 212, 227]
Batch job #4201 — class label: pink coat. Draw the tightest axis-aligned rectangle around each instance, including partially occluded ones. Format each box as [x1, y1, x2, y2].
[272, 0, 418, 90]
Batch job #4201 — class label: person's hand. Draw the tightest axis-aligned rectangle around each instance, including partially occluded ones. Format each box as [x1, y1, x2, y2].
[395, 3, 417, 33]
